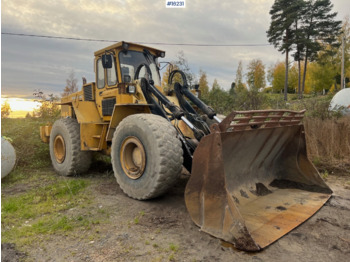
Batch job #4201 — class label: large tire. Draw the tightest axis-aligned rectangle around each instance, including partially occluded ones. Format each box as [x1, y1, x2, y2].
[50, 118, 91, 176]
[111, 114, 183, 200]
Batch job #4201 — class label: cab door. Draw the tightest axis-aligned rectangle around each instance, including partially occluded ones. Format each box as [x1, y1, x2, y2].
[95, 56, 118, 118]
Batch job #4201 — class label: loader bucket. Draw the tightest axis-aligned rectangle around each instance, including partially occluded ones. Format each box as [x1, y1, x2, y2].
[185, 110, 332, 251]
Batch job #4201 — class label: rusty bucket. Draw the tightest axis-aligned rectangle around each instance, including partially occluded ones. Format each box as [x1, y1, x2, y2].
[185, 110, 332, 251]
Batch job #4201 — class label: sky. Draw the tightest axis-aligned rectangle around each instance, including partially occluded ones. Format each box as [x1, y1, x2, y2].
[1, 0, 349, 99]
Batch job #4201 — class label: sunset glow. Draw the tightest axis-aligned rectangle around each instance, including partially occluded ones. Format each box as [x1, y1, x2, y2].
[1, 97, 41, 118]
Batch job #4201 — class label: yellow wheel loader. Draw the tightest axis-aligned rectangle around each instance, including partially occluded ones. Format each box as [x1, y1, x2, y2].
[40, 42, 332, 251]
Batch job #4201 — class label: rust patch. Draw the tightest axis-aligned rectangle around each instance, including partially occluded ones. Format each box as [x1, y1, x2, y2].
[270, 179, 332, 194]
[240, 190, 249, 198]
[276, 206, 287, 211]
[255, 183, 272, 196]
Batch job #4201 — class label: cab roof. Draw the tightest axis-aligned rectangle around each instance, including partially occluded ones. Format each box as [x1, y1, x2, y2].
[94, 41, 165, 57]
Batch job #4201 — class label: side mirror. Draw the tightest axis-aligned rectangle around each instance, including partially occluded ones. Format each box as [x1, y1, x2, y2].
[102, 54, 113, 69]
[123, 75, 131, 83]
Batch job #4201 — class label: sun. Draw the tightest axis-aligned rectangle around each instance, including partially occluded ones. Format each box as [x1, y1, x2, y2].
[1, 97, 41, 118]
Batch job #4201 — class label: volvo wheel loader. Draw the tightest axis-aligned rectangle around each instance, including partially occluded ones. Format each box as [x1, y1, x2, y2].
[40, 41, 332, 251]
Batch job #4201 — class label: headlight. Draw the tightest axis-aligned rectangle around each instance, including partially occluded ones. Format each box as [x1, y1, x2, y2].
[128, 85, 136, 94]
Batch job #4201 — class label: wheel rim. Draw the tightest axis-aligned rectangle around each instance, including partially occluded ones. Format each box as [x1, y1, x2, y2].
[120, 136, 146, 179]
[54, 135, 66, 163]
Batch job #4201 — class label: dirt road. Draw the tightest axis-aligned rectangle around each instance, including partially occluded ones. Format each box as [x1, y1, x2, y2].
[2, 171, 350, 262]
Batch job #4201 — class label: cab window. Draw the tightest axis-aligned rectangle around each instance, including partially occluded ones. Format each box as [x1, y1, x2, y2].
[97, 58, 105, 89]
[107, 58, 117, 86]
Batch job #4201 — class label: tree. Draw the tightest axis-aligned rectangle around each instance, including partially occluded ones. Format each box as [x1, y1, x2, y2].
[235, 61, 246, 92]
[161, 64, 183, 93]
[288, 63, 299, 93]
[205, 81, 234, 115]
[270, 61, 304, 94]
[299, 0, 342, 95]
[291, 1, 308, 98]
[212, 79, 221, 90]
[246, 59, 266, 91]
[62, 71, 78, 97]
[1, 101, 11, 118]
[267, 0, 304, 100]
[271, 62, 287, 93]
[33, 93, 61, 119]
[174, 51, 196, 86]
[198, 70, 210, 97]
[304, 60, 336, 94]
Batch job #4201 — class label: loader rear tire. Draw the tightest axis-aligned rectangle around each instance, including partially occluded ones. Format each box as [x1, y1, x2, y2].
[111, 114, 183, 200]
[50, 118, 91, 176]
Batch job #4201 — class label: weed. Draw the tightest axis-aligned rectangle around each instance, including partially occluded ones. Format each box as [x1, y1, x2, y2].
[168, 253, 175, 261]
[169, 243, 179, 252]
[313, 157, 321, 166]
[322, 170, 329, 179]
[152, 255, 165, 262]
[153, 243, 159, 248]
[133, 210, 145, 224]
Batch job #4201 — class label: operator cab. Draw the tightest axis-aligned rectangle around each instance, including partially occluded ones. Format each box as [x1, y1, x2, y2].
[96, 41, 164, 88]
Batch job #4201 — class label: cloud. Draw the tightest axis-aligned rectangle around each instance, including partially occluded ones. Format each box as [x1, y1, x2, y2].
[1, 0, 348, 97]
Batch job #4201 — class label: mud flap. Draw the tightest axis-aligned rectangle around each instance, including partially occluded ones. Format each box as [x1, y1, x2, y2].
[185, 110, 332, 251]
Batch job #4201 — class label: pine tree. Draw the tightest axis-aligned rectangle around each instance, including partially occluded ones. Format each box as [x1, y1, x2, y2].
[299, 0, 342, 94]
[267, 0, 303, 100]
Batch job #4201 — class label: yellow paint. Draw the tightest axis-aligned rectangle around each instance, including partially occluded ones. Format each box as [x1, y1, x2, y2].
[80, 123, 108, 151]
[39, 125, 52, 143]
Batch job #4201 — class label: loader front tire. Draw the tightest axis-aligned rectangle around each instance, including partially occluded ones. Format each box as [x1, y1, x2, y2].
[50, 118, 91, 176]
[111, 114, 183, 200]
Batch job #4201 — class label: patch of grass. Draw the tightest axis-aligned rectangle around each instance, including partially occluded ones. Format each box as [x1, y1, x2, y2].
[2, 212, 103, 247]
[169, 243, 179, 252]
[1, 118, 53, 169]
[313, 157, 321, 166]
[1, 167, 57, 190]
[1, 178, 93, 246]
[1, 117, 111, 251]
[133, 210, 145, 225]
[321, 170, 329, 179]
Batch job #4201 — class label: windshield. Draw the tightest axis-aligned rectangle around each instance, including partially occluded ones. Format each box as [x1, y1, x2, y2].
[119, 50, 161, 86]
